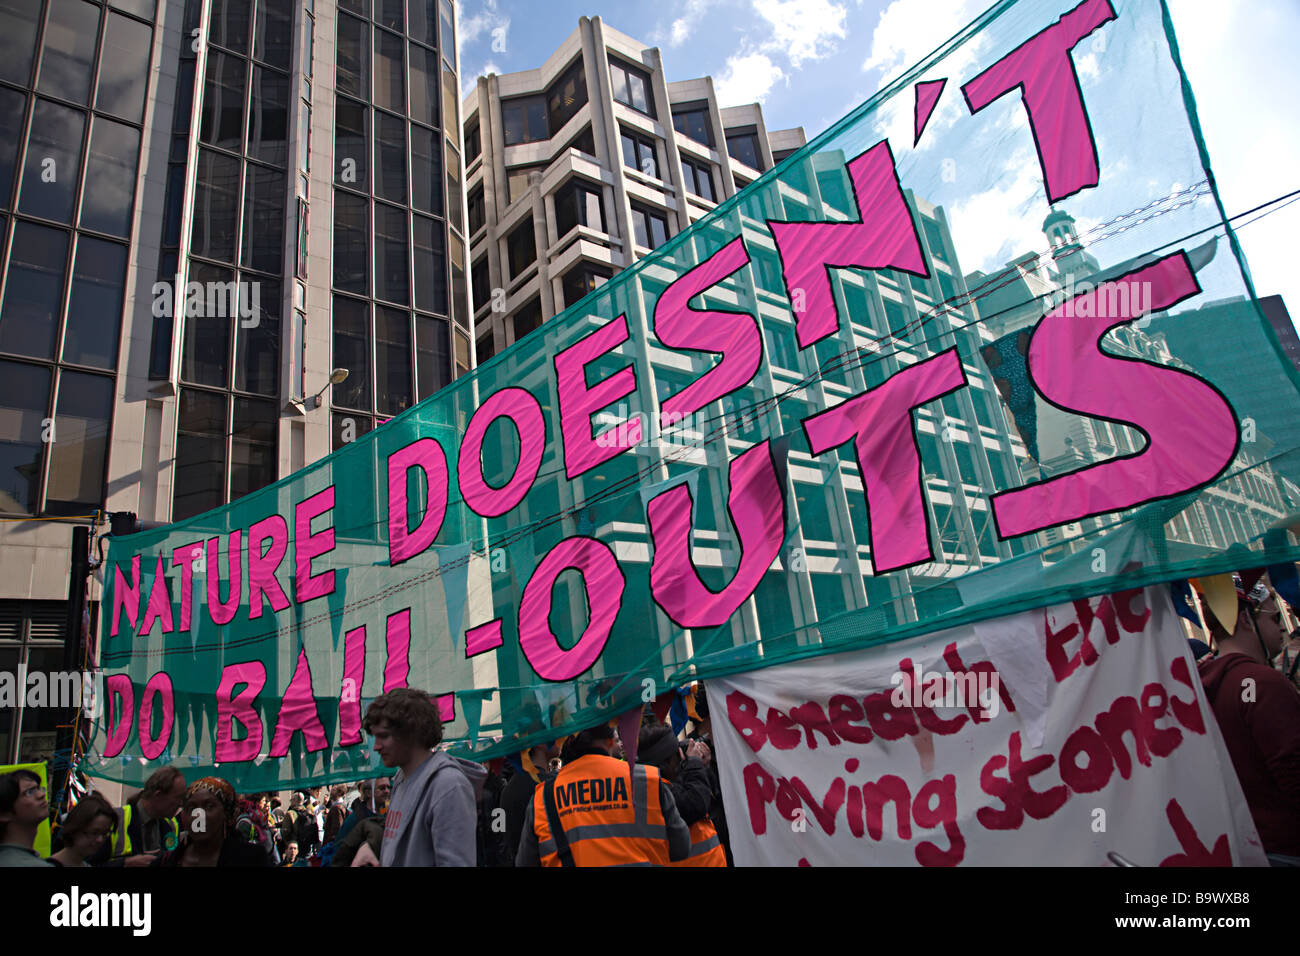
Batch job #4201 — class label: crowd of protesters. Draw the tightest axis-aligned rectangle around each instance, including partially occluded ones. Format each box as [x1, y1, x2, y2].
[0, 683, 730, 868]
[3, 567, 1297, 867]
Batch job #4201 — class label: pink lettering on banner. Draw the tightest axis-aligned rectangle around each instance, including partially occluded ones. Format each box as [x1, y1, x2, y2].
[769, 141, 926, 349]
[248, 514, 291, 619]
[215, 661, 267, 762]
[338, 625, 367, 747]
[554, 314, 638, 479]
[992, 253, 1238, 539]
[109, 556, 140, 638]
[383, 608, 412, 692]
[459, 388, 546, 518]
[295, 486, 337, 602]
[913, 78, 947, 145]
[270, 648, 329, 757]
[648, 442, 785, 627]
[961, 0, 1116, 204]
[137, 671, 174, 761]
[139, 556, 174, 637]
[803, 348, 968, 572]
[464, 619, 504, 658]
[206, 531, 242, 626]
[654, 237, 762, 422]
[102, 674, 134, 758]
[387, 439, 450, 565]
[435, 694, 456, 723]
[519, 536, 625, 681]
[1159, 798, 1231, 867]
[171, 542, 203, 632]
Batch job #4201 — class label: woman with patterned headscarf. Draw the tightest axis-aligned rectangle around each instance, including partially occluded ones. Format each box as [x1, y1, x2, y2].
[156, 777, 272, 867]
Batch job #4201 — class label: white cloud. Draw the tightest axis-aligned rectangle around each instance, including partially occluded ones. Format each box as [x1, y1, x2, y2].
[714, 52, 788, 106]
[459, 0, 509, 50]
[669, 0, 717, 46]
[753, 0, 848, 67]
[946, 148, 1049, 274]
[861, 0, 985, 81]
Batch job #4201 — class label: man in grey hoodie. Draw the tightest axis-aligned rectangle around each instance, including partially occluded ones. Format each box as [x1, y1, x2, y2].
[360, 688, 487, 867]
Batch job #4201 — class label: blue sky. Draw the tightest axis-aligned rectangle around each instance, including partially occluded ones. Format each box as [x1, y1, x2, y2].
[457, 0, 1300, 322]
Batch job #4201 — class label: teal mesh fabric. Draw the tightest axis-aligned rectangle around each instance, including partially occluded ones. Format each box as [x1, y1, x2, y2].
[90, 0, 1300, 790]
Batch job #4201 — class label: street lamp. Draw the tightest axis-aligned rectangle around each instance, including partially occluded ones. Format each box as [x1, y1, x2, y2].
[307, 368, 349, 410]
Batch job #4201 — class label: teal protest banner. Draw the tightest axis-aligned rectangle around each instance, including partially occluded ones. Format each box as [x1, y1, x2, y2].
[92, 0, 1300, 790]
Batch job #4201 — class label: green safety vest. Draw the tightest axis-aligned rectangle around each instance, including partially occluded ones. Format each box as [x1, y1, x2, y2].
[111, 803, 179, 857]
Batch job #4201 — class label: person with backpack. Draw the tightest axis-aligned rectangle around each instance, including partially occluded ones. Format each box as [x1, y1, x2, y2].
[280, 792, 320, 860]
[355, 688, 486, 866]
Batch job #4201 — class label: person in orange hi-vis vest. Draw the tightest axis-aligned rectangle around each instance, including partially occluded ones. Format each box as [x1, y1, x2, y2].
[637, 724, 727, 867]
[515, 722, 691, 867]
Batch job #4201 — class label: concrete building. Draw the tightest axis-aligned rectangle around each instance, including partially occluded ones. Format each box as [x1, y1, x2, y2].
[0, 0, 470, 764]
[461, 16, 808, 363]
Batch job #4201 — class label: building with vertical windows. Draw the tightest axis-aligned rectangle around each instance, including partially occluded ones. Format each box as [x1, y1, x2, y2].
[461, 17, 808, 363]
[0, 0, 469, 763]
[462, 19, 1038, 649]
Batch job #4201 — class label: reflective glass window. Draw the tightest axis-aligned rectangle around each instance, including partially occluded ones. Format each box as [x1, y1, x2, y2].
[200, 51, 247, 151]
[80, 117, 139, 238]
[241, 162, 285, 273]
[408, 0, 434, 47]
[439, 0, 453, 55]
[334, 96, 368, 191]
[408, 42, 438, 128]
[181, 259, 234, 387]
[20, 99, 84, 224]
[0, 87, 27, 209]
[230, 395, 277, 500]
[412, 213, 445, 315]
[190, 148, 241, 263]
[441, 60, 456, 131]
[45, 370, 112, 514]
[336, 14, 368, 99]
[621, 129, 658, 179]
[374, 29, 404, 114]
[331, 294, 370, 410]
[375, 306, 411, 414]
[0, 222, 68, 360]
[37, 0, 100, 105]
[332, 188, 368, 294]
[609, 59, 652, 116]
[375, 0, 402, 31]
[374, 200, 408, 305]
[95, 12, 152, 123]
[252, 0, 292, 70]
[0, 0, 42, 87]
[248, 65, 289, 166]
[554, 178, 603, 238]
[672, 108, 712, 147]
[501, 96, 546, 146]
[63, 235, 126, 369]
[174, 387, 227, 520]
[109, 0, 154, 20]
[506, 217, 535, 279]
[0, 360, 50, 513]
[209, 0, 251, 55]
[374, 110, 406, 203]
[410, 123, 441, 215]
[416, 314, 448, 398]
[546, 58, 586, 133]
[444, 139, 461, 228]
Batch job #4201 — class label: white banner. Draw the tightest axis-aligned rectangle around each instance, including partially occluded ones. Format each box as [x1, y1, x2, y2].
[712, 587, 1266, 866]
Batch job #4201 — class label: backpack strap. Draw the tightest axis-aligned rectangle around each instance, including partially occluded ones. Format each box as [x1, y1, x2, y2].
[542, 777, 575, 868]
